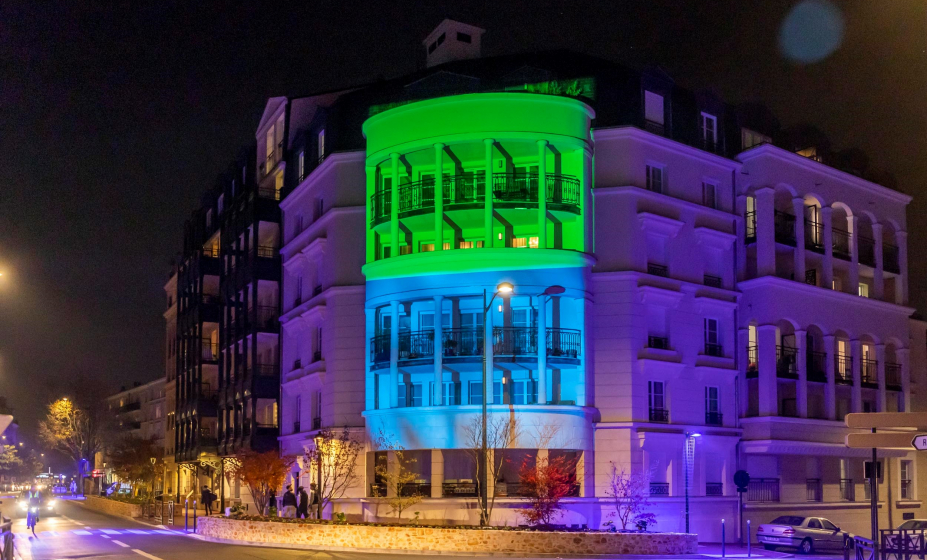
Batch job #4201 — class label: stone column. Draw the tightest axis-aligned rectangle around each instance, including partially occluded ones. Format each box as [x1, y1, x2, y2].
[822, 207, 834, 289]
[434, 295, 444, 406]
[758, 325, 778, 416]
[736, 196, 747, 281]
[537, 296, 547, 405]
[824, 335, 837, 420]
[849, 215, 859, 294]
[434, 143, 445, 252]
[899, 348, 911, 412]
[796, 330, 808, 418]
[430, 449, 444, 498]
[485, 298, 494, 404]
[537, 140, 548, 249]
[389, 300, 400, 409]
[792, 198, 806, 282]
[897, 231, 908, 305]
[738, 328, 750, 416]
[390, 152, 400, 258]
[484, 139, 494, 249]
[873, 223, 884, 299]
[851, 339, 863, 413]
[756, 188, 776, 277]
[876, 343, 887, 412]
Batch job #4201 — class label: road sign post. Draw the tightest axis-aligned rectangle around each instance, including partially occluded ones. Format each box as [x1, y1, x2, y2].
[734, 470, 750, 544]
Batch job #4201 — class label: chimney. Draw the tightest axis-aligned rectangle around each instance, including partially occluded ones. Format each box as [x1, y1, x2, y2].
[423, 19, 486, 68]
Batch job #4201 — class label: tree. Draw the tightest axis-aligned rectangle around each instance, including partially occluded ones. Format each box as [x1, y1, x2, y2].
[373, 430, 422, 520]
[462, 414, 522, 525]
[226, 450, 294, 516]
[38, 396, 110, 494]
[108, 436, 163, 499]
[517, 453, 576, 527]
[303, 427, 363, 519]
[0, 446, 23, 483]
[604, 463, 656, 531]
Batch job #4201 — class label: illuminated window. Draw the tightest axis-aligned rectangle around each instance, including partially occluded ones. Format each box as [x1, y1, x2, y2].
[298, 151, 305, 180]
[421, 243, 435, 252]
[858, 283, 869, 298]
[459, 240, 484, 249]
[742, 128, 771, 149]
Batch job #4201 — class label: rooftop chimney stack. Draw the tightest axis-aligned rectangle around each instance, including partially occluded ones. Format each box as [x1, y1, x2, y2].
[423, 19, 486, 68]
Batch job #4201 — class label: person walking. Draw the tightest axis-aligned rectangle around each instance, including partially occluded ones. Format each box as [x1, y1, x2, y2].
[281, 484, 297, 518]
[201, 485, 214, 516]
[267, 487, 277, 516]
[296, 486, 309, 519]
[309, 482, 320, 519]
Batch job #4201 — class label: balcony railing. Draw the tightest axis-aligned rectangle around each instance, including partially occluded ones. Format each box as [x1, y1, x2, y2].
[862, 359, 878, 385]
[747, 345, 758, 378]
[704, 274, 723, 288]
[441, 328, 483, 357]
[647, 263, 669, 277]
[706, 482, 723, 496]
[836, 354, 853, 384]
[312, 417, 321, 430]
[442, 480, 478, 497]
[370, 334, 390, 365]
[649, 408, 669, 423]
[833, 227, 851, 260]
[491, 173, 580, 207]
[840, 478, 855, 501]
[201, 339, 218, 362]
[493, 326, 535, 356]
[398, 178, 435, 214]
[859, 236, 876, 267]
[399, 330, 435, 360]
[312, 350, 322, 363]
[649, 482, 669, 496]
[704, 343, 724, 357]
[648, 335, 669, 350]
[372, 327, 579, 364]
[807, 350, 827, 382]
[777, 346, 798, 378]
[443, 174, 484, 205]
[745, 211, 756, 243]
[202, 246, 220, 258]
[545, 328, 582, 358]
[806, 478, 822, 502]
[747, 478, 780, 502]
[886, 362, 902, 389]
[257, 187, 280, 201]
[252, 363, 279, 377]
[705, 411, 723, 426]
[252, 306, 279, 329]
[293, 421, 300, 433]
[370, 190, 391, 225]
[201, 293, 220, 305]
[644, 120, 665, 136]
[884, 243, 900, 273]
[774, 210, 796, 246]
[805, 220, 824, 252]
[256, 245, 278, 258]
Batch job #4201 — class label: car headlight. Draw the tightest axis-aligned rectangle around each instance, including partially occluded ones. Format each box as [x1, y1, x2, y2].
[18, 502, 26, 510]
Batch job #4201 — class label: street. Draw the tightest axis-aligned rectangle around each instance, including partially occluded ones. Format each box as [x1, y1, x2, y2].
[6, 500, 846, 560]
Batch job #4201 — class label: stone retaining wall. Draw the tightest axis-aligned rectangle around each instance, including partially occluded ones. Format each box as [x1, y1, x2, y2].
[81, 496, 143, 518]
[196, 516, 697, 556]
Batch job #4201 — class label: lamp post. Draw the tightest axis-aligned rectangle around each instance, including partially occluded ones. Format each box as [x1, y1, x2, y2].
[479, 282, 513, 526]
[314, 434, 323, 520]
[684, 432, 701, 533]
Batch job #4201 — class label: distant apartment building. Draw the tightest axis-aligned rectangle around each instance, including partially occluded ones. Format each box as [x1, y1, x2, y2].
[101, 378, 166, 491]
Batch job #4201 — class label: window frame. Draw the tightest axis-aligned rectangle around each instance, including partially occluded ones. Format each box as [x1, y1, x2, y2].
[646, 164, 665, 194]
[700, 112, 718, 144]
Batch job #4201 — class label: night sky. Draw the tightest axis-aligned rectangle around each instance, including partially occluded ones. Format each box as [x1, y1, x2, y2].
[0, 1, 924, 443]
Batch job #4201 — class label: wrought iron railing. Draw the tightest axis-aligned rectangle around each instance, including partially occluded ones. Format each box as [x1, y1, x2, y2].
[705, 411, 723, 426]
[774, 210, 796, 245]
[747, 345, 758, 377]
[884, 243, 900, 273]
[312, 417, 321, 430]
[399, 330, 435, 360]
[398, 178, 435, 213]
[644, 120, 665, 136]
[649, 408, 669, 423]
[313, 350, 322, 362]
[704, 274, 723, 288]
[256, 245, 278, 258]
[252, 363, 279, 377]
[836, 354, 853, 384]
[257, 187, 280, 201]
[491, 173, 580, 206]
[370, 190, 391, 225]
[493, 326, 536, 355]
[649, 482, 669, 496]
[648, 263, 669, 277]
[202, 246, 220, 258]
[747, 478, 780, 502]
[253, 306, 279, 329]
[861, 359, 878, 385]
[705, 343, 724, 357]
[201, 339, 218, 362]
[706, 482, 723, 496]
[833, 227, 852, 260]
[745, 210, 756, 243]
[442, 174, 484, 205]
[442, 481, 478, 497]
[441, 328, 483, 357]
[648, 335, 669, 350]
[806, 478, 822, 501]
[807, 350, 828, 382]
[370, 334, 390, 365]
[777, 345, 798, 378]
[886, 362, 902, 389]
[859, 236, 876, 267]
[546, 328, 581, 358]
[805, 220, 824, 252]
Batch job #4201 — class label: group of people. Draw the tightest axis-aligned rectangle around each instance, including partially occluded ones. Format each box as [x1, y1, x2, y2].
[279, 483, 318, 518]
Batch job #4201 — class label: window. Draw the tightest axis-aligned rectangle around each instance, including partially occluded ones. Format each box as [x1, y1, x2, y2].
[702, 181, 717, 209]
[649, 381, 665, 410]
[807, 518, 822, 529]
[295, 395, 301, 425]
[742, 128, 771, 149]
[706, 387, 719, 414]
[646, 165, 664, 193]
[700, 113, 718, 146]
[901, 460, 913, 499]
[298, 151, 305, 181]
[457, 32, 471, 43]
[493, 381, 504, 404]
[644, 91, 664, 125]
[512, 308, 537, 328]
[459, 240, 484, 249]
[513, 380, 537, 405]
[512, 237, 539, 249]
[858, 283, 869, 298]
[317, 129, 325, 161]
[821, 519, 838, 531]
[420, 312, 451, 330]
[469, 381, 483, 405]
[704, 318, 720, 355]
[442, 382, 460, 405]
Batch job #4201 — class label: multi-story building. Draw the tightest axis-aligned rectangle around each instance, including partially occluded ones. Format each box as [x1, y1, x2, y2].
[163, 270, 179, 497]
[106, 379, 166, 445]
[194, 20, 922, 539]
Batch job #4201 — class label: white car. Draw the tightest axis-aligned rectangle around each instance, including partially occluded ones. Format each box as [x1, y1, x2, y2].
[757, 516, 853, 554]
[16, 491, 58, 517]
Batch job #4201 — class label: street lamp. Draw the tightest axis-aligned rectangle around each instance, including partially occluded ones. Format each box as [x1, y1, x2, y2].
[313, 434, 323, 520]
[684, 432, 702, 533]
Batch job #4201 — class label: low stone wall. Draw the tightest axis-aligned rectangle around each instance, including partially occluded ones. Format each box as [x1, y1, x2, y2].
[81, 496, 143, 518]
[197, 516, 697, 556]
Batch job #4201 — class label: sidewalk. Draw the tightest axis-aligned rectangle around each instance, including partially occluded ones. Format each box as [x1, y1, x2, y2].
[697, 544, 795, 558]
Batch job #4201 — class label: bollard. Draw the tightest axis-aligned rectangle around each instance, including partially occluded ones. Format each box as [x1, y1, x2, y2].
[722, 519, 726, 558]
[747, 520, 751, 557]
[184, 499, 188, 532]
[193, 500, 197, 532]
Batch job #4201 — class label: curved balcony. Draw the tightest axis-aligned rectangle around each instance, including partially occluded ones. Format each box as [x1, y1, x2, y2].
[369, 326, 581, 368]
[370, 172, 580, 227]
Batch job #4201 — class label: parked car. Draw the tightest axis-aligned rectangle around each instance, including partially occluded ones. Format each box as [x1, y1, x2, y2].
[897, 520, 927, 531]
[757, 516, 853, 554]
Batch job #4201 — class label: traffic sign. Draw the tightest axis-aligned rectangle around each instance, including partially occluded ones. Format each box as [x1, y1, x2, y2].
[913, 434, 927, 450]
[846, 412, 927, 429]
[733, 470, 750, 489]
[846, 432, 920, 449]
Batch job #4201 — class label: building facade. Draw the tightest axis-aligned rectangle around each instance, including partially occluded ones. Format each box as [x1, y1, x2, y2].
[177, 20, 924, 539]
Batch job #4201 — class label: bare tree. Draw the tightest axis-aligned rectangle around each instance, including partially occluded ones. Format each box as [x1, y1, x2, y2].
[605, 463, 656, 531]
[372, 429, 423, 520]
[303, 427, 363, 519]
[462, 413, 522, 525]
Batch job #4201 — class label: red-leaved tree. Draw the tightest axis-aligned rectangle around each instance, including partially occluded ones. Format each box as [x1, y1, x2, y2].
[226, 450, 294, 516]
[517, 454, 577, 527]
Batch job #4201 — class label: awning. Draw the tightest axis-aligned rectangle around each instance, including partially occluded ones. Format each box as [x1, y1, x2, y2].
[742, 439, 909, 458]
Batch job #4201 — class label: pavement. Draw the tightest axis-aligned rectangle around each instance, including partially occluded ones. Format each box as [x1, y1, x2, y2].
[5, 500, 848, 560]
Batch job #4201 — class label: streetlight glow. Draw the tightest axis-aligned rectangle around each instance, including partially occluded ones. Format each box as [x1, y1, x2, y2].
[496, 282, 513, 294]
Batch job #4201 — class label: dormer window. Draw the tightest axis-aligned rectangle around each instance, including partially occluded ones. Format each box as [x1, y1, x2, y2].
[644, 91, 665, 135]
[741, 128, 771, 150]
[700, 113, 718, 150]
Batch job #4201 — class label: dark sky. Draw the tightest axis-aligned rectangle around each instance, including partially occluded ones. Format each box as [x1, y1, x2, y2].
[0, 0, 924, 442]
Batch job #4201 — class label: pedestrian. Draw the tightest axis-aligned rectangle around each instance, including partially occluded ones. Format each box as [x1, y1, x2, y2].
[281, 484, 297, 518]
[69, 480, 77, 495]
[267, 487, 277, 516]
[201, 485, 214, 516]
[309, 482, 320, 518]
[297, 486, 309, 519]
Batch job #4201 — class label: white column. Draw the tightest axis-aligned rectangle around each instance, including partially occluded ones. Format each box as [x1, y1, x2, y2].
[851, 339, 862, 413]
[738, 328, 750, 416]
[485, 299, 494, 404]
[873, 223, 884, 299]
[434, 143, 444, 252]
[389, 300, 400, 408]
[876, 343, 887, 412]
[390, 153, 400, 258]
[792, 198, 806, 282]
[897, 231, 908, 305]
[537, 140, 548, 249]
[848, 215, 859, 294]
[433, 295, 444, 406]
[537, 297, 547, 405]
[824, 335, 837, 420]
[484, 139, 494, 249]
[822, 207, 834, 289]
[796, 330, 808, 418]
[756, 188, 776, 277]
[758, 325, 778, 416]
[899, 348, 911, 412]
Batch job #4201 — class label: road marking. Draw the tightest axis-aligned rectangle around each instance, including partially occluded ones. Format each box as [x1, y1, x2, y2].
[132, 550, 164, 560]
[101, 535, 111, 538]
[126, 529, 150, 534]
[112, 540, 130, 548]
[153, 530, 174, 535]
[100, 529, 122, 534]
[72, 530, 92, 535]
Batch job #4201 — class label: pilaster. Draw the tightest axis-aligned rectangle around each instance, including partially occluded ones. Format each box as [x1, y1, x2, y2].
[792, 198, 806, 282]
[756, 188, 776, 277]
[758, 324, 778, 416]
